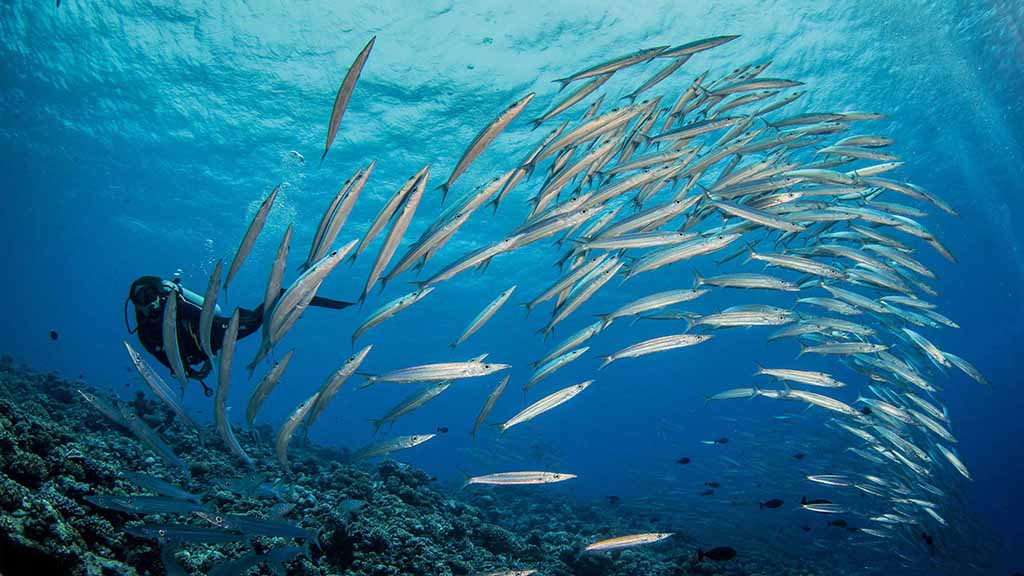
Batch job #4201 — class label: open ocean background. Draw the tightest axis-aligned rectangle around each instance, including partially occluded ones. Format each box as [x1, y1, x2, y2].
[1, 1, 1022, 574]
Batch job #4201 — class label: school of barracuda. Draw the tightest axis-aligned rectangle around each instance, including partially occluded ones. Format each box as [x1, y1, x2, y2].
[81, 33, 986, 574]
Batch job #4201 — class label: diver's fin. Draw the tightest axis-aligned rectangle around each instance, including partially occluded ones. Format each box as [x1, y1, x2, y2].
[310, 295, 354, 310]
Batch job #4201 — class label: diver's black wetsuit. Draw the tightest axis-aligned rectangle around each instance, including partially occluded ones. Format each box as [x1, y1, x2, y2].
[127, 275, 350, 390]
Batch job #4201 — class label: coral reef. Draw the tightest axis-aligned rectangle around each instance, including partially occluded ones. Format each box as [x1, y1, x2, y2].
[0, 355, 818, 575]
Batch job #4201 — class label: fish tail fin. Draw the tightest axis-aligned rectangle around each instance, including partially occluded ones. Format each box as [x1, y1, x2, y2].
[754, 362, 765, 375]
[368, 419, 384, 435]
[552, 77, 572, 92]
[741, 241, 758, 265]
[692, 268, 704, 289]
[355, 373, 377, 390]
[449, 341, 458, 350]
[436, 183, 450, 205]
[528, 118, 543, 131]
[519, 302, 533, 318]
[801, 496, 808, 505]
[796, 345, 807, 359]
[597, 356, 613, 371]
[759, 501, 764, 509]
[595, 313, 614, 329]
[485, 196, 502, 215]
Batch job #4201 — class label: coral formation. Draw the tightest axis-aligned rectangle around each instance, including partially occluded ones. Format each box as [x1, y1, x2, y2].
[0, 356, 817, 575]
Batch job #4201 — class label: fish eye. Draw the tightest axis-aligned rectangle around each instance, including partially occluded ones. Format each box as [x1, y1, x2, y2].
[215, 515, 222, 523]
[158, 529, 166, 537]
[484, 364, 491, 369]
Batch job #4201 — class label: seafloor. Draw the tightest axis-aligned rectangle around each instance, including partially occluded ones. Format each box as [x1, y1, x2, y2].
[0, 355, 819, 576]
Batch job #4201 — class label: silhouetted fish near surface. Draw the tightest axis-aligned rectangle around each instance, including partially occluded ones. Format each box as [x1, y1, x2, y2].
[436, 426, 449, 434]
[677, 457, 691, 464]
[700, 489, 715, 496]
[49, 329, 58, 340]
[760, 498, 784, 509]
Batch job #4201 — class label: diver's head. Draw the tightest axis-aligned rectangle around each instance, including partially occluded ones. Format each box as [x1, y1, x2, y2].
[128, 276, 165, 318]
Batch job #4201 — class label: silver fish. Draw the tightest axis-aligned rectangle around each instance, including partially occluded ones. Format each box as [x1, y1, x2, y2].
[371, 381, 451, 433]
[216, 311, 253, 467]
[246, 349, 293, 427]
[322, 36, 375, 162]
[755, 365, 846, 388]
[439, 92, 535, 201]
[361, 166, 429, 301]
[472, 375, 509, 439]
[224, 185, 279, 292]
[124, 341, 203, 444]
[599, 334, 712, 370]
[353, 434, 436, 461]
[531, 73, 612, 128]
[261, 224, 292, 331]
[524, 347, 589, 391]
[349, 167, 426, 262]
[306, 345, 372, 430]
[353, 287, 434, 344]
[308, 161, 375, 266]
[161, 292, 189, 397]
[585, 532, 674, 552]
[552, 46, 668, 89]
[199, 259, 223, 362]
[596, 289, 709, 328]
[463, 471, 576, 487]
[275, 391, 320, 469]
[452, 286, 517, 348]
[501, 380, 591, 433]
[361, 361, 510, 387]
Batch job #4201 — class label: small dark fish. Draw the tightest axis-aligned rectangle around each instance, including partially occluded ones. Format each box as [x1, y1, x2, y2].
[698, 546, 737, 562]
[716, 437, 729, 444]
[700, 489, 715, 496]
[606, 495, 620, 505]
[922, 532, 935, 556]
[801, 496, 832, 505]
[792, 452, 806, 460]
[677, 457, 691, 464]
[706, 481, 720, 488]
[860, 406, 873, 415]
[436, 426, 449, 434]
[50, 330, 59, 341]
[800, 524, 812, 532]
[828, 519, 848, 528]
[760, 498, 784, 509]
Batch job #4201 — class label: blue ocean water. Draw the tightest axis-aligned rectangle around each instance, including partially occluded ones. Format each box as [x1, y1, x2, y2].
[2, 1, 1023, 574]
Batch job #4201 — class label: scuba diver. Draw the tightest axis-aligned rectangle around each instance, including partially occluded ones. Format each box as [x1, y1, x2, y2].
[125, 273, 351, 396]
